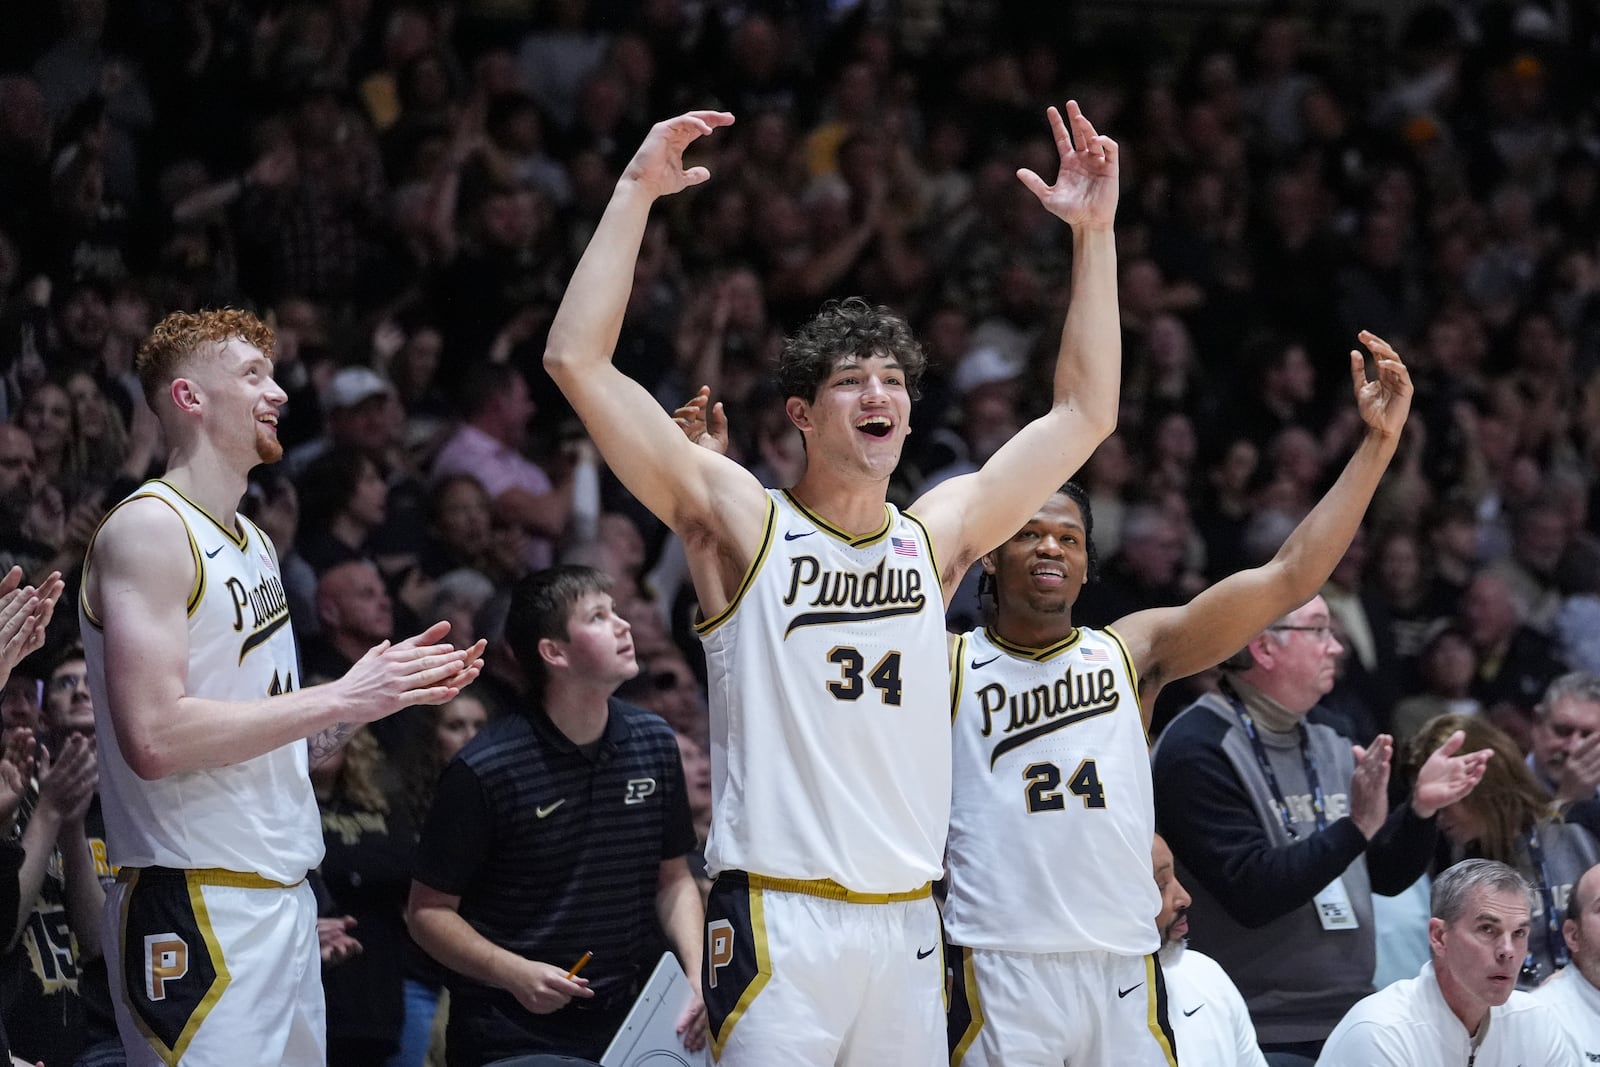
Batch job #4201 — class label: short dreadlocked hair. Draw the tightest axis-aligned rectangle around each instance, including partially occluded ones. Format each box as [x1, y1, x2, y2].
[977, 481, 1100, 603]
[777, 297, 927, 403]
[136, 308, 275, 409]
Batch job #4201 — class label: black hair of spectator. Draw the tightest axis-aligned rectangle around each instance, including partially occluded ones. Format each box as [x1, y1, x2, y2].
[504, 565, 613, 696]
[297, 444, 378, 536]
[777, 297, 927, 403]
[455, 360, 525, 417]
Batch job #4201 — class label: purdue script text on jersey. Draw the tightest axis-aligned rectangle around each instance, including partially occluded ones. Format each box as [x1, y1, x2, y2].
[697, 491, 950, 894]
[780, 554, 928, 635]
[79, 480, 323, 886]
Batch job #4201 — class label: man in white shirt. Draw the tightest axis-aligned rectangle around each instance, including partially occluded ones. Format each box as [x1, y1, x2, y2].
[1534, 861, 1600, 1059]
[1317, 859, 1578, 1066]
[1153, 834, 1268, 1067]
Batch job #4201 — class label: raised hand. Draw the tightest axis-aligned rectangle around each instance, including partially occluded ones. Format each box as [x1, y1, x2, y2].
[1350, 330, 1414, 440]
[1348, 734, 1394, 840]
[673, 387, 729, 455]
[1411, 730, 1491, 818]
[620, 111, 735, 201]
[1017, 101, 1119, 230]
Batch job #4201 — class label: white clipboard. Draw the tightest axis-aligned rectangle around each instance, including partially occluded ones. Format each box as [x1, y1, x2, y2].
[599, 952, 709, 1067]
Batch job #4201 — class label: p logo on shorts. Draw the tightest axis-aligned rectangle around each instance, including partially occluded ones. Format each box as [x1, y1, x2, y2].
[144, 934, 189, 1001]
[706, 919, 735, 989]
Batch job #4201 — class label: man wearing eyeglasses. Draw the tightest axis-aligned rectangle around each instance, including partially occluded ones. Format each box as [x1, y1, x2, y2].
[1153, 595, 1492, 1065]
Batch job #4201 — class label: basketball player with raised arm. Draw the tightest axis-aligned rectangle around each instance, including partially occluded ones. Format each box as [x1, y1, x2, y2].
[81, 309, 483, 1067]
[544, 104, 1120, 1065]
[941, 333, 1486, 1066]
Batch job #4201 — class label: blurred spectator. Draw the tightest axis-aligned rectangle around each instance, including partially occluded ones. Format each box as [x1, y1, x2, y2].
[1074, 503, 1192, 628]
[1405, 713, 1599, 989]
[1527, 673, 1600, 804]
[1458, 569, 1567, 747]
[1391, 626, 1483, 745]
[304, 558, 393, 684]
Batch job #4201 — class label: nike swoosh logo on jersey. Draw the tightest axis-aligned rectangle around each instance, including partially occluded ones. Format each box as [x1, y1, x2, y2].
[1183, 1004, 1204, 1017]
[1117, 983, 1142, 999]
[536, 799, 565, 818]
[205, 545, 226, 558]
[915, 945, 937, 960]
[783, 530, 814, 541]
[970, 655, 1000, 670]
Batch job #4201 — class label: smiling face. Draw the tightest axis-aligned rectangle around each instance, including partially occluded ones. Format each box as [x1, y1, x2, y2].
[786, 353, 912, 481]
[183, 338, 287, 465]
[982, 492, 1094, 646]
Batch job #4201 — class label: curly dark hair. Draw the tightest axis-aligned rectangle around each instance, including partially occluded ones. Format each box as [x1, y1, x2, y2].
[777, 297, 927, 402]
[136, 307, 275, 408]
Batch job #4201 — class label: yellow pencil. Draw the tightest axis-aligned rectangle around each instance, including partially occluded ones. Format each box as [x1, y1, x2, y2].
[565, 951, 593, 980]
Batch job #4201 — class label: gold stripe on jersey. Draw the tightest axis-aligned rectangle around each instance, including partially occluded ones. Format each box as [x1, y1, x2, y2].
[695, 497, 777, 636]
[710, 886, 772, 1061]
[985, 626, 1085, 661]
[1102, 625, 1142, 701]
[1145, 955, 1179, 1066]
[949, 634, 968, 722]
[901, 509, 941, 592]
[79, 492, 206, 628]
[950, 947, 985, 1065]
[746, 873, 932, 903]
[156, 479, 247, 549]
[780, 489, 892, 547]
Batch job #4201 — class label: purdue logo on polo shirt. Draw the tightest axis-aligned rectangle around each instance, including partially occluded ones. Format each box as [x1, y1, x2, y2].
[624, 778, 656, 804]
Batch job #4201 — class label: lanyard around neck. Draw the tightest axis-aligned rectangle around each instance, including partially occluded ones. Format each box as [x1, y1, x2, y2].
[1222, 681, 1326, 839]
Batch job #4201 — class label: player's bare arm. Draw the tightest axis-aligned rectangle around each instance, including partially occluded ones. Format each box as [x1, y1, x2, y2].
[1116, 331, 1414, 722]
[913, 101, 1120, 601]
[90, 498, 481, 778]
[543, 112, 769, 617]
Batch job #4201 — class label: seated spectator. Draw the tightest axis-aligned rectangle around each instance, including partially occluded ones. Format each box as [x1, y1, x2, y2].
[1404, 712, 1599, 987]
[1533, 861, 1600, 1058]
[1316, 859, 1578, 1066]
[1459, 569, 1568, 748]
[296, 445, 391, 573]
[1153, 833, 1268, 1067]
[1391, 625, 1482, 745]
[312, 727, 413, 1067]
[427, 568, 496, 650]
[303, 559, 394, 684]
[431, 363, 572, 573]
[1526, 672, 1600, 803]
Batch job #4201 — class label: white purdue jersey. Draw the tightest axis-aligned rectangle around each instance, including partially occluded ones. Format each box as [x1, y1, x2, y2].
[697, 489, 949, 893]
[81, 479, 323, 884]
[944, 625, 1160, 954]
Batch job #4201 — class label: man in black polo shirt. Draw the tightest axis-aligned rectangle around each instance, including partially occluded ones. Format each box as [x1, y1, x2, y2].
[408, 565, 707, 1065]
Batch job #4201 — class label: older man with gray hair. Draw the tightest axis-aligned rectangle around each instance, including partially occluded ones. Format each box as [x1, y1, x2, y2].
[1527, 673, 1600, 803]
[1533, 861, 1600, 1059]
[1316, 859, 1578, 1065]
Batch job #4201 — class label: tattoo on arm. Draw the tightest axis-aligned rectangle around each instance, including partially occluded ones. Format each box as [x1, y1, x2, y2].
[308, 722, 359, 767]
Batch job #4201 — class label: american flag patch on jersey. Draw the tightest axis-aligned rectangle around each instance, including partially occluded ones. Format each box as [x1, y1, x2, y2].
[890, 536, 919, 557]
[261, 551, 275, 570]
[1081, 646, 1108, 662]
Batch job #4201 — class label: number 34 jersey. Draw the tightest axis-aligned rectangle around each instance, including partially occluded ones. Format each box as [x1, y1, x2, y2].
[943, 625, 1160, 956]
[696, 490, 950, 894]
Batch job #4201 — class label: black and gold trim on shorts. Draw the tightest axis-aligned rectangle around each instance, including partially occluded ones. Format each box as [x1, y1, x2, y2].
[704, 872, 774, 1061]
[947, 946, 984, 1065]
[117, 867, 232, 1066]
[1145, 953, 1179, 1066]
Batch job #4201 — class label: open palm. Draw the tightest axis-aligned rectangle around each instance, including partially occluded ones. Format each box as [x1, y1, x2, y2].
[1018, 101, 1119, 229]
